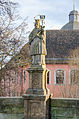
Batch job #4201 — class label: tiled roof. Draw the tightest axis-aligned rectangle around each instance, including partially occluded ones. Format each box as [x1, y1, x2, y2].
[46, 30, 79, 58]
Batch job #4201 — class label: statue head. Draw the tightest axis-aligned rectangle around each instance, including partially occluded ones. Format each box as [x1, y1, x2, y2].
[35, 19, 41, 29]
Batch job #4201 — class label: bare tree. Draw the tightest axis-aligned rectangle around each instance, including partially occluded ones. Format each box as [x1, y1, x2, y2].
[0, 0, 28, 69]
[0, 0, 29, 96]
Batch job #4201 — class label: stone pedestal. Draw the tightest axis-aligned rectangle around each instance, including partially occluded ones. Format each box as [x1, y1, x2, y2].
[23, 67, 50, 119]
[23, 69, 50, 119]
[23, 94, 49, 119]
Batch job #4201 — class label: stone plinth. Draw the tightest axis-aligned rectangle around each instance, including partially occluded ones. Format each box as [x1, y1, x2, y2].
[23, 66, 50, 119]
[23, 94, 49, 119]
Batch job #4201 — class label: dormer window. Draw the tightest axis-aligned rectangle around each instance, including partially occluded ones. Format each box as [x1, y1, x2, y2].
[69, 10, 79, 22]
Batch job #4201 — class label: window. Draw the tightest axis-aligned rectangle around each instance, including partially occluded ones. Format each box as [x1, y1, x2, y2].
[17, 92, 18, 96]
[20, 92, 22, 96]
[47, 70, 51, 85]
[12, 90, 14, 96]
[17, 73, 18, 84]
[14, 91, 15, 96]
[14, 71, 16, 81]
[24, 71, 26, 84]
[54, 69, 65, 85]
[20, 72, 22, 84]
[70, 69, 79, 85]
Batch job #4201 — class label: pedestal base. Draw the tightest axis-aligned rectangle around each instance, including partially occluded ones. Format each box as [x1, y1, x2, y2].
[23, 94, 50, 119]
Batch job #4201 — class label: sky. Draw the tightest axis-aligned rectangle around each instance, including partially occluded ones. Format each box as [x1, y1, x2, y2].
[12, 0, 79, 30]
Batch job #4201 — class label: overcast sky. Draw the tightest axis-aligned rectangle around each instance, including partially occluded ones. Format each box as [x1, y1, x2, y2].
[12, 0, 79, 30]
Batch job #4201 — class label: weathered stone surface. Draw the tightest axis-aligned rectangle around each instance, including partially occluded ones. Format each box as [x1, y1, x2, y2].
[23, 17, 50, 119]
[0, 97, 24, 114]
[32, 72, 41, 88]
[29, 18, 47, 66]
[51, 98, 79, 119]
[26, 67, 48, 95]
[23, 95, 47, 119]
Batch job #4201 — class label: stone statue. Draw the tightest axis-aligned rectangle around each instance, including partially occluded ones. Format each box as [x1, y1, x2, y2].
[29, 18, 47, 65]
[23, 16, 50, 119]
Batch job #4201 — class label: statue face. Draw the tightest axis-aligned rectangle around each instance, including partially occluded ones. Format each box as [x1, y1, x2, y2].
[35, 19, 41, 28]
